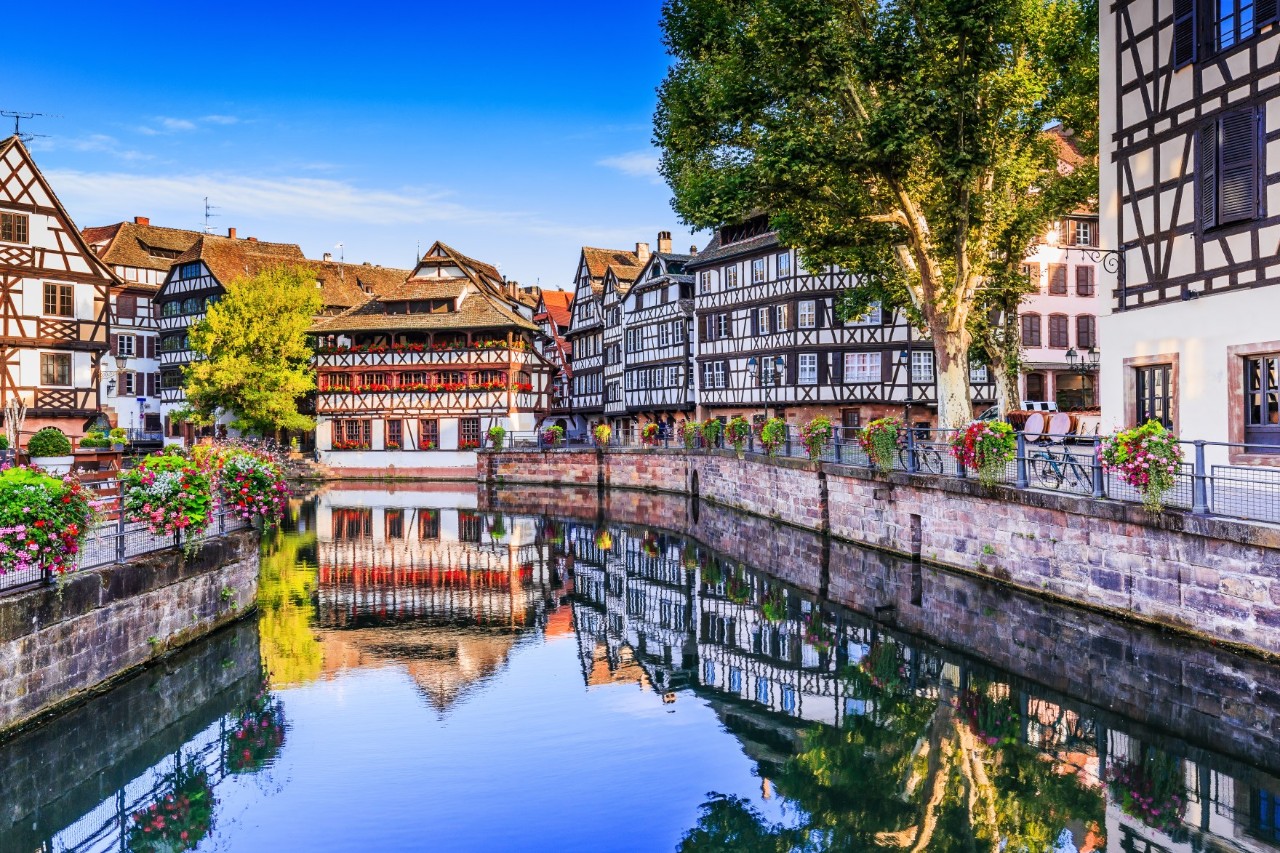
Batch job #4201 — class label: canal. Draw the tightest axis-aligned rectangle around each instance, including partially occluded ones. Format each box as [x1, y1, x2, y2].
[1, 484, 1277, 852]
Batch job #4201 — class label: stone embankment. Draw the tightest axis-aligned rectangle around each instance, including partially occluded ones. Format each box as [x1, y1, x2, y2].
[0, 530, 260, 736]
[480, 448, 1280, 658]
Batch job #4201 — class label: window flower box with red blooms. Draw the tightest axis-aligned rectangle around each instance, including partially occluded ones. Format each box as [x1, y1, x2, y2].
[458, 439, 481, 450]
[216, 449, 289, 528]
[331, 439, 371, 451]
[0, 466, 97, 581]
[949, 420, 1017, 486]
[122, 453, 213, 540]
[126, 761, 215, 852]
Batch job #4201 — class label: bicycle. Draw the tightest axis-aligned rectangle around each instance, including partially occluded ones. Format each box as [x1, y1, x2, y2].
[897, 431, 946, 474]
[1029, 440, 1092, 491]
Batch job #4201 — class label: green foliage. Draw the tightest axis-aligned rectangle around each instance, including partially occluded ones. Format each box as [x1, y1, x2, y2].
[109, 427, 128, 444]
[185, 264, 322, 434]
[593, 424, 612, 446]
[80, 430, 111, 449]
[701, 417, 724, 448]
[799, 416, 833, 460]
[0, 434, 11, 451]
[858, 417, 902, 471]
[487, 424, 506, 451]
[759, 418, 788, 456]
[656, 0, 1098, 424]
[27, 427, 71, 457]
[725, 416, 752, 452]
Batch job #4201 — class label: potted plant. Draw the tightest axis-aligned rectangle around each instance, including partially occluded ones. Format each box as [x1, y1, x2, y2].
[0, 466, 96, 582]
[725, 416, 751, 459]
[27, 427, 74, 474]
[1099, 420, 1184, 513]
[858, 417, 902, 472]
[487, 424, 507, 451]
[759, 418, 788, 457]
[949, 420, 1017, 486]
[216, 448, 289, 528]
[701, 418, 724, 449]
[109, 427, 128, 451]
[0, 434, 10, 464]
[542, 425, 565, 448]
[641, 422, 660, 447]
[79, 430, 110, 450]
[593, 423, 612, 447]
[799, 416, 833, 461]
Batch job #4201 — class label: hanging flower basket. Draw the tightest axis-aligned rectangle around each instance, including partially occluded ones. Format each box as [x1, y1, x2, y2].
[0, 466, 97, 580]
[216, 450, 289, 528]
[949, 421, 1017, 486]
[799, 416, 833, 461]
[759, 418, 788, 457]
[641, 423, 660, 447]
[858, 417, 903, 472]
[122, 454, 213, 540]
[1099, 420, 1184, 513]
[725, 416, 751, 457]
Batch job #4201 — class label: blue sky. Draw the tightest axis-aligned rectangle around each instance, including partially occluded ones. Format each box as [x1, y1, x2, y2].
[15, 1, 699, 289]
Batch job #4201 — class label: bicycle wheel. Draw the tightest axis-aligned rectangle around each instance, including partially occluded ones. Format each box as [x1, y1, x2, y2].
[1032, 453, 1065, 489]
[918, 446, 945, 475]
[1062, 457, 1093, 492]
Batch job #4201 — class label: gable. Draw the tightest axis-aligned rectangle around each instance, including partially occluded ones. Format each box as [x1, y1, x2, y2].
[0, 138, 56, 210]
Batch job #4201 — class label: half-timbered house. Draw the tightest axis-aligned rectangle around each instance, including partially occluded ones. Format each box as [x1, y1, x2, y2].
[1100, 0, 1280, 462]
[689, 215, 997, 432]
[82, 217, 203, 440]
[619, 234, 696, 433]
[532, 289, 576, 433]
[310, 241, 554, 475]
[0, 136, 116, 440]
[564, 245, 644, 438]
[600, 263, 636, 429]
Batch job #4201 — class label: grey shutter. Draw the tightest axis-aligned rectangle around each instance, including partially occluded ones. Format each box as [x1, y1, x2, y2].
[751, 309, 759, 337]
[1199, 121, 1219, 229]
[1173, 0, 1197, 67]
[818, 353, 829, 385]
[786, 354, 798, 385]
[816, 299, 828, 328]
[1218, 109, 1259, 225]
[831, 351, 843, 384]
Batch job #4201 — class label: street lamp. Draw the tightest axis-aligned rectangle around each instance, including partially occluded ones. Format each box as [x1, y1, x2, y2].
[746, 355, 785, 423]
[899, 348, 913, 426]
[1064, 346, 1100, 408]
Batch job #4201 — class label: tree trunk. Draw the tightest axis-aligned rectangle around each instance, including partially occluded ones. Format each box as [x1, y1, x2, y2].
[932, 331, 974, 428]
[993, 363, 1020, 416]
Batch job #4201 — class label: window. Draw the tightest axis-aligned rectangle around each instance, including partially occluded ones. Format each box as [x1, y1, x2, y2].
[120, 371, 137, 396]
[844, 351, 881, 383]
[178, 262, 201, 280]
[673, 319, 687, 343]
[699, 271, 712, 293]
[116, 334, 136, 357]
[703, 659, 716, 685]
[1048, 314, 1070, 348]
[781, 685, 796, 713]
[774, 305, 788, 331]
[798, 353, 819, 385]
[1025, 372, 1047, 402]
[1048, 264, 1068, 295]
[714, 313, 731, 339]
[334, 419, 372, 448]
[1199, 107, 1263, 229]
[658, 324, 670, 347]
[40, 352, 71, 386]
[667, 365, 681, 386]
[386, 419, 403, 449]
[333, 508, 372, 541]
[360, 372, 388, 388]
[420, 418, 440, 449]
[757, 307, 771, 335]
[1021, 314, 1042, 347]
[160, 370, 183, 389]
[418, 509, 440, 540]
[1216, 0, 1275, 50]
[1074, 220, 1095, 246]
[161, 301, 181, 318]
[1022, 263, 1041, 289]
[798, 300, 816, 329]
[1076, 315, 1097, 349]
[755, 676, 769, 705]
[0, 212, 28, 244]
[182, 297, 201, 314]
[459, 510, 482, 543]
[911, 351, 934, 383]
[724, 266, 739, 288]
[459, 418, 481, 448]
[702, 361, 727, 389]
[1244, 355, 1280, 450]
[729, 667, 742, 693]
[1075, 265, 1095, 296]
[969, 363, 989, 383]
[846, 302, 882, 325]
[385, 509, 405, 540]
[1135, 364, 1174, 429]
[43, 283, 74, 317]
[751, 257, 767, 283]
[777, 252, 791, 278]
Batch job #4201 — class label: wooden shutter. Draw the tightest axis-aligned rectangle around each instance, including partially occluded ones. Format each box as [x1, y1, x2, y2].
[1259, 0, 1279, 27]
[831, 351, 844, 384]
[1021, 314, 1041, 347]
[1199, 121, 1219, 229]
[1076, 315, 1096, 349]
[147, 372, 157, 397]
[1075, 265, 1095, 296]
[110, 334, 119, 355]
[1048, 264, 1068, 295]
[785, 354, 797, 385]
[816, 299, 828, 328]
[1172, 0, 1197, 67]
[1218, 109, 1259, 225]
[1049, 315, 1069, 348]
[699, 315, 709, 343]
[145, 336, 155, 359]
[750, 309, 759, 337]
[1024, 263, 1041, 291]
[818, 353, 830, 385]
[881, 350, 894, 383]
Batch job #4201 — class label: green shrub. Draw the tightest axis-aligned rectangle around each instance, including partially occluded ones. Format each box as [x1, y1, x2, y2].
[28, 427, 72, 457]
[486, 424, 506, 451]
[759, 418, 788, 456]
[108, 427, 128, 445]
[80, 430, 110, 449]
[0, 435, 10, 451]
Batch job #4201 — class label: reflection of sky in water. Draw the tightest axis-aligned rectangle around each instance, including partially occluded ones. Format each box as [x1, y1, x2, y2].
[208, 636, 792, 852]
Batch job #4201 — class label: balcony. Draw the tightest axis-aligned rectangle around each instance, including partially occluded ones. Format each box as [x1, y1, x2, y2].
[314, 345, 538, 369]
[318, 386, 546, 415]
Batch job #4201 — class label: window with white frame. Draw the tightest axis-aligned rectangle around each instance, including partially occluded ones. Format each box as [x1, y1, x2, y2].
[699, 271, 712, 293]
[1074, 220, 1095, 246]
[777, 252, 791, 278]
[774, 305, 788, 331]
[658, 323, 670, 347]
[846, 302, 883, 326]
[844, 351, 881, 383]
[702, 361, 727, 389]
[724, 266, 738, 288]
[757, 307, 771, 335]
[714, 313, 731, 338]
[121, 371, 137, 396]
[668, 365, 681, 387]
[911, 351, 935, 383]
[751, 257, 767, 283]
[674, 319, 686, 342]
[798, 300, 816, 329]
[969, 363, 989, 383]
[798, 353, 819, 385]
[117, 334, 136, 357]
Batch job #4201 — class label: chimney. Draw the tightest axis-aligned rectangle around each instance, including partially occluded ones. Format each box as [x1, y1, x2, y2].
[323, 252, 332, 262]
[248, 236, 258, 243]
[690, 244, 698, 256]
[134, 216, 150, 226]
[227, 227, 237, 239]
[657, 231, 672, 254]
[635, 242, 651, 263]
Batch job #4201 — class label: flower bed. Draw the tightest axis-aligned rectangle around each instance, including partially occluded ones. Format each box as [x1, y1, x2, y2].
[122, 454, 213, 538]
[950, 420, 1017, 485]
[0, 466, 96, 579]
[1099, 421, 1184, 513]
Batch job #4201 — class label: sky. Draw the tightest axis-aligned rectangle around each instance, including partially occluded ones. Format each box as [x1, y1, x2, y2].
[11, 1, 700, 290]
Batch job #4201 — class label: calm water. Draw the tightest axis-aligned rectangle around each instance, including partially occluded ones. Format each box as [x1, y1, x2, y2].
[2, 484, 1279, 852]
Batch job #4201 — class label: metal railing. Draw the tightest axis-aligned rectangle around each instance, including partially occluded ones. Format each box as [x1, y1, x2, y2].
[486, 426, 1280, 526]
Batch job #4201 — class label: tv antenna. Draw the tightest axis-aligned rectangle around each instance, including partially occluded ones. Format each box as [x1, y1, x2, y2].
[334, 243, 345, 280]
[202, 197, 220, 234]
[1, 111, 59, 143]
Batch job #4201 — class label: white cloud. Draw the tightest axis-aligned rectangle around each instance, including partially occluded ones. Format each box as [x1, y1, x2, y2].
[201, 115, 240, 125]
[136, 115, 240, 135]
[31, 134, 152, 163]
[597, 150, 663, 184]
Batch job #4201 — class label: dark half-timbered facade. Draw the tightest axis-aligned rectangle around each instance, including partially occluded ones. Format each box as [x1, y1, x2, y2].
[564, 245, 644, 435]
[310, 241, 554, 474]
[689, 215, 996, 432]
[1100, 0, 1280, 462]
[0, 136, 116, 439]
[83, 217, 203, 439]
[532, 289, 576, 432]
[618, 235, 696, 431]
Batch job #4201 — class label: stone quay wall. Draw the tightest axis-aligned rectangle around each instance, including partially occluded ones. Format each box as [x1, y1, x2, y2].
[480, 448, 1280, 658]
[0, 530, 260, 736]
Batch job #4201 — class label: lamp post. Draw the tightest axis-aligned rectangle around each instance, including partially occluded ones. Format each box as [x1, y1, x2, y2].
[746, 355, 785, 423]
[1064, 346, 1101, 408]
[899, 347, 913, 427]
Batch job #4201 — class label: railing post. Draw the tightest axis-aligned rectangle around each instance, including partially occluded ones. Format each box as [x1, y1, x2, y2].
[1091, 436, 1106, 499]
[955, 432, 967, 479]
[1015, 432, 1029, 490]
[905, 426, 918, 474]
[748, 429, 755, 455]
[784, 426, 793, 458]
[115, 490, 126, 565]
[1191, 440, 1209, 515]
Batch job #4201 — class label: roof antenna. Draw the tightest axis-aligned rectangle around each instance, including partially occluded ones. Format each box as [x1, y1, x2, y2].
[202, 197, 220, 234]
[1, 111, 59, 144]
[335, 243, 345, 279]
